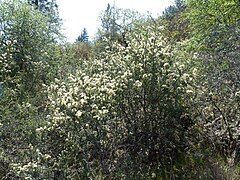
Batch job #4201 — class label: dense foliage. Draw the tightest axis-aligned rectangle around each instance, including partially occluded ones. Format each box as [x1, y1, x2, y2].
[186, 0, 240, 166]
[0, 0, 239, 179]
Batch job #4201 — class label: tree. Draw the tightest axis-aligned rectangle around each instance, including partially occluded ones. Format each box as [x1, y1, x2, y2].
[184, 0, 240, 164]
[94, 4, 142, 53]
[0, 0, 61, 178]
[0, 0, 60, 95]
[97, 4, 142, 40]
[186, 0, 240, 51]
[28, 0, 58, 12]
[161, 0, 189, 42]
[99, 3, 118, 40]
[76, 28, 89, 42]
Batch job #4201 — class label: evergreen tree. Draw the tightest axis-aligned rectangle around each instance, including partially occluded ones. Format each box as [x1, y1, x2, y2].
[76, 28, 89, 42]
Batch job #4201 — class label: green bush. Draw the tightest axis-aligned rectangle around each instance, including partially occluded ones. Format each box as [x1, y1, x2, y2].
[0, 0, 60, 94]
[34, 20, 197, 178]
[0, 0, 61, 178]
[185, 0, 240, 165]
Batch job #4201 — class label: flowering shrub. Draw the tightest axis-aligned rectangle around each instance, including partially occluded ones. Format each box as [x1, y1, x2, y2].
[34, 20, 196, 178]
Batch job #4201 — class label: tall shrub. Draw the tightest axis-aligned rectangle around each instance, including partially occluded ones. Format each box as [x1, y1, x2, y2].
[37, 19, 196, 178]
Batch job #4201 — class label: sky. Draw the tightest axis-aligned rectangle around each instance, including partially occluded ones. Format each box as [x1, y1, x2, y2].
[56, 0, 174, 43]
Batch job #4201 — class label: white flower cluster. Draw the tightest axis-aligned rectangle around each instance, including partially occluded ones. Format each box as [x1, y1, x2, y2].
[44, 64, 129, 134]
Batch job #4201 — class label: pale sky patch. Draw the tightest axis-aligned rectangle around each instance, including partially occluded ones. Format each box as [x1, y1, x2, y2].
[56, 0, 174, 42]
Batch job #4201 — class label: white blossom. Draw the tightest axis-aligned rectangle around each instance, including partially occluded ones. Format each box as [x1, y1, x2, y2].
[75, 110, 82, 118]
